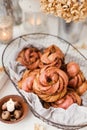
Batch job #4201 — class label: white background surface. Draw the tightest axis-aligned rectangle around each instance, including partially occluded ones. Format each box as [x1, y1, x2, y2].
[0, 15, 87, 130]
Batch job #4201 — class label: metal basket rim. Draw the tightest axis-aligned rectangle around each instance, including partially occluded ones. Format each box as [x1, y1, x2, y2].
[2, 33, 87, 130]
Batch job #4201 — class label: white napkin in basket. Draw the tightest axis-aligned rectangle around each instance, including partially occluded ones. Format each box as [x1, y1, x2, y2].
[7, 43, 87, 126]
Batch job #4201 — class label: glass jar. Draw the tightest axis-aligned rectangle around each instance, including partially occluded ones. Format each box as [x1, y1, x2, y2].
[0, 16, 13, 44]
[0, 0, 22, 25]
[58, 19, 85, 44]
[11, 0, 22, 25]
[19, 0, 48, 33]
[0, 0, 7, 16]
[23, 12, 47, 33]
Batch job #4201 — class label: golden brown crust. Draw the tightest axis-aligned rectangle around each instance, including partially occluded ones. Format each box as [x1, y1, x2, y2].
[40, 45, 64, 68]
[16, 47, 41, 70]
[0, 67, 4, 72]
[76, 81, 87, 96]
[18, 69, 40, 92]
[66, 62, 80, 78]
[33, 66, 68, 102]
[16, 45, 87, 109]
[68, 71, 85, 89]
[51, 90, 81, 109]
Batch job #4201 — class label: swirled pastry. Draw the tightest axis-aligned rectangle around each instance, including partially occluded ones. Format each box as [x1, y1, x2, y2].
[66, 62, 80, 78]
[66, 61, 87, 95]
[18, 69, 39, 92]
[76, 81, 87, 96]
[51, 90, 82, 109]
[40, 45, 64, 68]
[66, 62, 85, 88]
[68, 71, 85, 89]
[16, 45, 87, 109]
[33, 66, 68, 102]
[16, 47, 41, 70]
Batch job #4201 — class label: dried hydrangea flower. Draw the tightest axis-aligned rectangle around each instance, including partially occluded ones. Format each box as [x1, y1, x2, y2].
[40, 0, 87, 22]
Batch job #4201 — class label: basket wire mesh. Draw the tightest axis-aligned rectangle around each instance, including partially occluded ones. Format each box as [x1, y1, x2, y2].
[2, 33, 87, 130]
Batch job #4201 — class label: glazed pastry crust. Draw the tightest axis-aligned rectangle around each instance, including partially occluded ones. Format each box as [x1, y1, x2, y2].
[17, 45, 87, 109]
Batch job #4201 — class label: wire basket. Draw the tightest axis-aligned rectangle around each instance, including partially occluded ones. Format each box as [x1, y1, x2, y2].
[2, 33, 87, 130]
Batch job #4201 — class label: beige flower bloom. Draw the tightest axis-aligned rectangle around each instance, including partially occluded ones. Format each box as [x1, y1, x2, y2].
[40, 0, 87, 22]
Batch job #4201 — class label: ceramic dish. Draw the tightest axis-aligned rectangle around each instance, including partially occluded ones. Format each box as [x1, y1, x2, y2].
[0, 95, 28, 124]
